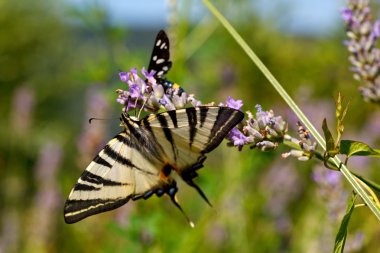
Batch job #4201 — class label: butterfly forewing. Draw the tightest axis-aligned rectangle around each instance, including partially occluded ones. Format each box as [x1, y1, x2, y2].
[143, 107, 244, 175]
[148, 30, 172, 79]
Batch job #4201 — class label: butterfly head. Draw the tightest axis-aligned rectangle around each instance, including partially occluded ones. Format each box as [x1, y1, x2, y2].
[120, 111, 140, 129]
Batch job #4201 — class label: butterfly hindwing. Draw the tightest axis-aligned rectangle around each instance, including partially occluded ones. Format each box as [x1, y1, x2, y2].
[64, 132, 175, 224]
[148, 30, 172, 79]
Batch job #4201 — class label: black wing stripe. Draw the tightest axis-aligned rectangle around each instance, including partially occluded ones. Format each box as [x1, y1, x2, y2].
[93, 154, 112, 168]
[80, 170, 104, 185]
[167, 110, 178, 128]
[156, 114, 177, 160]
[156, 114, 173, 144]
[199, 107, 209, 128]
[77, 171, 131, 188]
[121, 117, 165, 163]
[186, 107, 197, 147]
[103, 144, 155, 176]
[64, 198, 130, 224]
[202, 108, 244, 154]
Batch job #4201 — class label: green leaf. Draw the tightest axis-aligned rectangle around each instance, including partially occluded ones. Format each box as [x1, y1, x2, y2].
[352, 172, 380, 193]
[340, 140, 380, 158]
[322, 118, 338, 156]
[334, 192, 357, 253]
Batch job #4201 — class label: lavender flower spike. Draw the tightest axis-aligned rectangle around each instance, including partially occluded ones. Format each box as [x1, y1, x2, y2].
[227, 104, 287, 151]
[342, 0, 380, 103]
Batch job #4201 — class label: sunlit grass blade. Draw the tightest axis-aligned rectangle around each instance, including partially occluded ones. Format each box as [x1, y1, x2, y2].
[202, 0, 380, 221]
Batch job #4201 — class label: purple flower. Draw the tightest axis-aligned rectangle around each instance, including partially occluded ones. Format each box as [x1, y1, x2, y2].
[119, 72, 129, 82]
[228, 128, 247, 146]
[130, 67, 137, 75]
[371, 20, 380, 39]
[142, 67, 156, 84]
[226, 96, 243, 110]
[142, 68, 157, 87]
[341, 8, 353, 23]
[116, 89, 128, 105]
[128, 84, 142, 99]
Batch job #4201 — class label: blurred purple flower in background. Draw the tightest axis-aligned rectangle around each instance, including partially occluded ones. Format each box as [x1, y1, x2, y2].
[25, 141, 62, 252]
[10, 86, 35, 135]
[312, 166, 348, 221]
[77, 86, 110, 167]
[342, 0, 380, 103]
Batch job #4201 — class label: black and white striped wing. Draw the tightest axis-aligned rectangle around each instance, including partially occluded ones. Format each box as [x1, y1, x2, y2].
[148, 30, 172, 79]
[64, 132, 168, 224]
[144, 107, 244, 177]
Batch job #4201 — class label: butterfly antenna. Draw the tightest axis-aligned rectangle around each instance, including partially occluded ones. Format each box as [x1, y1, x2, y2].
[186, 179, 213, 207]
[169, 194, 195, 228]
[88, 117, 118, 124]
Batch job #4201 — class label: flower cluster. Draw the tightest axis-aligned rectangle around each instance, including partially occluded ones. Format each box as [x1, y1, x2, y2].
[227, 105, 288, 151]
[282, 122, 317, 161]
[342, 0, 380, 103]
[116, 68, 205, 114]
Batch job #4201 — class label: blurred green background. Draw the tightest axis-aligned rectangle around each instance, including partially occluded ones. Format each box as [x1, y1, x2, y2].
[1, 0, 380, 252]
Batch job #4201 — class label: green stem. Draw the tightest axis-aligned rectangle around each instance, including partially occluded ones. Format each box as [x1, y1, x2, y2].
[284, 139, 380, 193]
[203, 0, 380, 221]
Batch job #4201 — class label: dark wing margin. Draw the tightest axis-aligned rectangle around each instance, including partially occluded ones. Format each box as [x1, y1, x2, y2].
[147, 30, 172, 79]
[64, 133, 132, 224]
[201, 107, 244, 154]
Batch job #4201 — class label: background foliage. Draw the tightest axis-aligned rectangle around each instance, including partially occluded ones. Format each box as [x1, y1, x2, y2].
[1, 0, 379, 252]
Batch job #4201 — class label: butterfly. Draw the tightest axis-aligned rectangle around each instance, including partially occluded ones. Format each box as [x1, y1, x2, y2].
[147, 30, 184, 95]
[64, 106, 244, 224]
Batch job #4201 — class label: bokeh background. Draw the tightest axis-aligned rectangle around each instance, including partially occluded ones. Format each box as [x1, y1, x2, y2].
[1, 0, 380, 252]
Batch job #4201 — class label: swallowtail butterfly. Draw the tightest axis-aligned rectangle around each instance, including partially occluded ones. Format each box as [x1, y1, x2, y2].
[64, 106, 244, 224]
[147, 30, 184, 95]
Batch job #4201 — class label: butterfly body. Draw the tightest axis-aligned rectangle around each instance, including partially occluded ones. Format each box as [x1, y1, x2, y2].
[64, 106, 244, 224]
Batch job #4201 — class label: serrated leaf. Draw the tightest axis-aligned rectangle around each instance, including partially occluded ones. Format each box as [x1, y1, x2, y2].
[334, 192, 357, 253]
[322, 118, 338, 156]
[340, 140, 380, 158]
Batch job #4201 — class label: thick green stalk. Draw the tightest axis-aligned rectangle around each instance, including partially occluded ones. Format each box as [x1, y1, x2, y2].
[203, 0, 380, 221]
